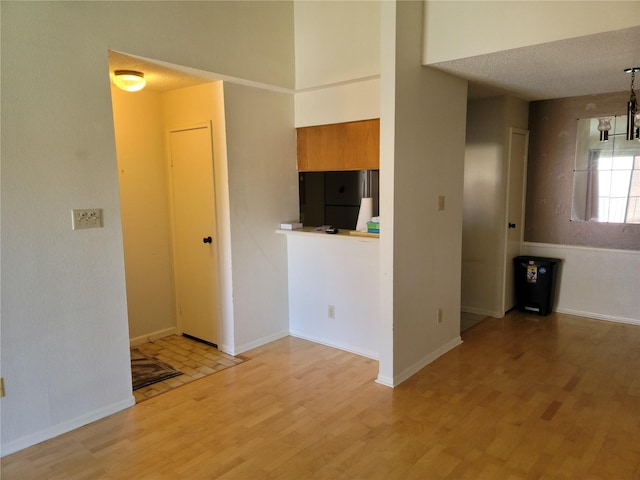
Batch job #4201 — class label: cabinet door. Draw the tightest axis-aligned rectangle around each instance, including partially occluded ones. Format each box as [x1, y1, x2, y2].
[297, 119, 379, 171]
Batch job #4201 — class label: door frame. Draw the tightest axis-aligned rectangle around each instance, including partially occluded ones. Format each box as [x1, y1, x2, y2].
[501, 127, 529, 314]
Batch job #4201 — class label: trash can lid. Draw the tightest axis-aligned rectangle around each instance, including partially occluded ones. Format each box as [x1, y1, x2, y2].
[513, 256, 561, 265]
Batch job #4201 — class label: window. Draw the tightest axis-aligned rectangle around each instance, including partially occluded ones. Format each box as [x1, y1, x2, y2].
[572, 115, 640, 223]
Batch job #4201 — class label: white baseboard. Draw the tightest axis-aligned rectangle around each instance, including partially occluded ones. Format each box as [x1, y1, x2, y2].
[129, 327, 177, 347]
[1, 396, 135, 458]
[375, 375, 394, 388]
[233, 329, 290, 355]
[556, 308, 640, 326]
[462, 305, 639, 327]
[289, 330, 379, 360]
[461, 306, 502, 319]
[391, 336, 463, 387]
[217, 342, 235, 356]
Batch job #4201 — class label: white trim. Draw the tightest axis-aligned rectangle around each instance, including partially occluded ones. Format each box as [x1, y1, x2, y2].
[390, 336, 463, 387]
[523, 241, 640, 256]
[556, 308, 640, 326]
[217, 342, 235, 356]
[129, 327, 177, 347]
[233, 330, 290, 356]
[276, 228, 379, 243]
[295, 74, 381, 93]
[113, 52, 380, 97]
[502, 128, 529, 313]
[462, 305, 502, 319]
[111, 49, 294, 95]
[1, 396, 135, 458]
[375, 375, 394, 388]
[289, 330, 379, 360]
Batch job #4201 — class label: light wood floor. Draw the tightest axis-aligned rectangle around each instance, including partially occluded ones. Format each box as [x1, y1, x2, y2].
[2, 311, 639, 479]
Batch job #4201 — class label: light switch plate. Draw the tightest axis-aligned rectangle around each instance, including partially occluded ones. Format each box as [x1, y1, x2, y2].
[72, 209, 103, 230]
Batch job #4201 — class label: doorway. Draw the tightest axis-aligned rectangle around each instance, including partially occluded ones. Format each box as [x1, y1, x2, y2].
[462, 96, 530, 320]
[110, 74, 225, 350]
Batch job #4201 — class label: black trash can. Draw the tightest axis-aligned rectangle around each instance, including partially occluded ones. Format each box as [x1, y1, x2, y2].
[513, 256, 561, 316]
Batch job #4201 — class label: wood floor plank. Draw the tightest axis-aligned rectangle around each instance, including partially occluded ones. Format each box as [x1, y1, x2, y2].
[2, 311, 639, 479]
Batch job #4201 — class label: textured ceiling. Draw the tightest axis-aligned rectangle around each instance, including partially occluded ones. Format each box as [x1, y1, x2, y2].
[432, 26, 640, 101]
[109, 25, 640, 101]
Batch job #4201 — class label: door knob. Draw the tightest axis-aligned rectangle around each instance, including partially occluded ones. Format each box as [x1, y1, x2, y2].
[508, 223, 516, 229]
[203, 236, 213, 244]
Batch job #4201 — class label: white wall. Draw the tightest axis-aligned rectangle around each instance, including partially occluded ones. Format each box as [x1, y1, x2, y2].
[463, 98, 507, 317]
[293, 1, 381, 127]
[462, 96, 528, 318]
[423, 0, 640, 64]
[159, 81, 292, 356]
[295, 78, 380, 127]
[286, 233, 380, 359]
[1, 1, 294, 455]
[377, 0, 398, 386]
[522, 243, 640, 324]
[223, 83, 298, 354]
[385, 1, 468, 386]
[111, 86, 177, 342]
[161, 82, 235, 351]
[294, 0, 380, 90]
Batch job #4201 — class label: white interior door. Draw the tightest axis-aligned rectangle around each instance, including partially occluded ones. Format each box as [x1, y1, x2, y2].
[169, 124, 219, 345]
[502, 128, 529, 313]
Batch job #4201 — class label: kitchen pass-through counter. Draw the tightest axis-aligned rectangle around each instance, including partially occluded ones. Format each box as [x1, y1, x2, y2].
[277, 227, 380, 359]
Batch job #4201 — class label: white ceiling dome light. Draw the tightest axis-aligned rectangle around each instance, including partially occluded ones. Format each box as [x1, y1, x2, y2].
[113, 70, 146, 92]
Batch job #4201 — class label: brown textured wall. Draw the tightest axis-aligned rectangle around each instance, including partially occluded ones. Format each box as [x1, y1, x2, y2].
[525, 92, 640, 250]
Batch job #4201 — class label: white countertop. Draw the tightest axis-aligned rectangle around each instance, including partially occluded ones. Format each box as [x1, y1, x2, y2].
[276, 226, 379, 241]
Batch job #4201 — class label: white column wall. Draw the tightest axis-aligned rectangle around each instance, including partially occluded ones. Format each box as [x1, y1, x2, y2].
[389, 1, 467, 385]
[377, 0, 398, 386]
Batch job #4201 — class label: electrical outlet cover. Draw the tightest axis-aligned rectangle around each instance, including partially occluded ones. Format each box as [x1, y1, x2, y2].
[72, 209, 103, 230]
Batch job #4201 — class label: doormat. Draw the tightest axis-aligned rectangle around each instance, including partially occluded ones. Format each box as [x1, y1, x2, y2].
[131, 348, 183, 390]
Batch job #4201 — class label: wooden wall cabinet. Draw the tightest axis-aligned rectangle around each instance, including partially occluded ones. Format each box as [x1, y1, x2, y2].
[296, 119, 379, 171]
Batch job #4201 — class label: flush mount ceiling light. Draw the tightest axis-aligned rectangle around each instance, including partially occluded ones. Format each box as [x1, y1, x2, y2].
[625, 67, 640, 141]
[113, 70, 146, 92]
